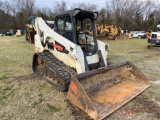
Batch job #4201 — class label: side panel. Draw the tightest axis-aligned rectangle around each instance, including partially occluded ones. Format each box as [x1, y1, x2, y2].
[34, 35, 44, 52]
[86, 54, 99, 64]
[97, 40, 109, 66]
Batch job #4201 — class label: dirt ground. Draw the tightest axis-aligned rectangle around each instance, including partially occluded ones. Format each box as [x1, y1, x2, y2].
[0, 36, 160, 120]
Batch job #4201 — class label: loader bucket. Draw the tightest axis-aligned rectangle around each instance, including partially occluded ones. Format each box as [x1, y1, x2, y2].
[67, 61, 150, 120]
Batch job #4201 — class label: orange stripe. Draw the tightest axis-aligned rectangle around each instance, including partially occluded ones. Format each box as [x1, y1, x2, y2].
[70, 81, 80, 98]
[53, 44, 64, 51]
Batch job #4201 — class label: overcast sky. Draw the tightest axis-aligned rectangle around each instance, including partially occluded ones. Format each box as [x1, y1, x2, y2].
[35, 0, 107, 10]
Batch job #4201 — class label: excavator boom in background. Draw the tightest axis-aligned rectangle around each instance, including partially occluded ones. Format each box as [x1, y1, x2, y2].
[28, 8, 150, 119]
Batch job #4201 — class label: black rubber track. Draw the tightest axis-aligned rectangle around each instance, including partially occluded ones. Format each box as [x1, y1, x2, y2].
[32, 51, 76, 91]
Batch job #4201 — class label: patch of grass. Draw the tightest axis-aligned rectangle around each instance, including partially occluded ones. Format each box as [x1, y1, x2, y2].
[0, 87, 15, 105]
[0, 36, 70, 120]
[106, 39, 160, 80]
[0, 36, 33, 76]
[0, 74, 11, 84]
[31, 98, 44, 108]
[4, 89, 15, 98]
[144, 85, 160, 99]
[106, 39, 149, 64]
[46, 103, 61, 112]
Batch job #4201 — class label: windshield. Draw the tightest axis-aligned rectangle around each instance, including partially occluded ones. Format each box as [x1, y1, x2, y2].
[56, 15, 74, 42]
[76, 18, 95, 52]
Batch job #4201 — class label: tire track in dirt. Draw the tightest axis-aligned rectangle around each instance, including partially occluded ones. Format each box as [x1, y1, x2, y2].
[12, 73, 37, 81]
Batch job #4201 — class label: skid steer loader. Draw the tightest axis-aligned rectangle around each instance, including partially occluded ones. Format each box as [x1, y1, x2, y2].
[30, 8, 150, 120]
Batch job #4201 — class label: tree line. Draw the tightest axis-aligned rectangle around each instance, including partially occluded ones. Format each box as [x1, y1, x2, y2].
[0, 0, 160, 32]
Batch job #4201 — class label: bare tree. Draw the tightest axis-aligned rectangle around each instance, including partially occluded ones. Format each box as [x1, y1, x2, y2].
[22, 0, 35, 16]
[0, 1, 13, 30]
[70, 2, 97, 11]
[0, 1, 4, 31]
[105, 0, 157, 30]
[54, 0, 68, 13]
[16, 0, 36, 29]
[36, 7, 55, 20]
[0, 0, 160, 31]
[0, 1, 2, 9]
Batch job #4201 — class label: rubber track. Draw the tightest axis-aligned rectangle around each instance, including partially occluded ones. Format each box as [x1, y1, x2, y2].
[32, 51, 76, 91]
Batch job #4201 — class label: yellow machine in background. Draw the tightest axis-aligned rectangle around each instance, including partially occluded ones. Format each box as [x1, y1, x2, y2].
[85, 24, 123, 40]
[25, 17, 54, 43]
[25, 23, 36, 43]
[96, 24, 121, 40]
[85, 24, 93, 36]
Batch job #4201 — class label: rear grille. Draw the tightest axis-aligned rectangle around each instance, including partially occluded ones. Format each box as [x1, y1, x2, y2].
[151, 34, 157, 38]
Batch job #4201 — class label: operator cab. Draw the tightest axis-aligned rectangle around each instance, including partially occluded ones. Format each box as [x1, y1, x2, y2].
[75, 12, 96, 52]
[54, 8, 98, 55]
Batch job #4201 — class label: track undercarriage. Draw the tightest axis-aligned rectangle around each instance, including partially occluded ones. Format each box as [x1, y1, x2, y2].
[32, 51, 76, 91]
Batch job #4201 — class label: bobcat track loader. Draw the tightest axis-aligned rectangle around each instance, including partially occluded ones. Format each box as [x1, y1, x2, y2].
[30, 8, 150, 120]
